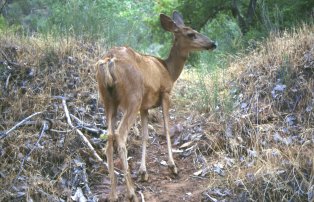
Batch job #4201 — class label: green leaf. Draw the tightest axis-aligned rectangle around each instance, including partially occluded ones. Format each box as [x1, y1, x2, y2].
[100, 133, 108, 140]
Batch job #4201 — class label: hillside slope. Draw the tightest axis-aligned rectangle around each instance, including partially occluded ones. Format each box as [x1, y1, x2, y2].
[0, 25, 313, 201]
[202, 25, 314, 201]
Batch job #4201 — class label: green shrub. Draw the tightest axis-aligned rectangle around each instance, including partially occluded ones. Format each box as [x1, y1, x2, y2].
[0, 15, 7, 31]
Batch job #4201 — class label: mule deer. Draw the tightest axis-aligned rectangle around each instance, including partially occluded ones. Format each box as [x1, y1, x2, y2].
[96, 11, 216, 201]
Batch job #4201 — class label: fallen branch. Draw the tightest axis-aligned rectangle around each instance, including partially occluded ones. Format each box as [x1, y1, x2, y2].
[70, 114, 93, 127]
[50, 128, 73, 133]
[59, 97, 120, 175]
[70, 114, 106, 136]
[14, 120, 50, 183]
[139, 191, 145, 202]
[1, 111, 43, 139]
[62, 98, 103, 161]
[1, 120, 44, 129]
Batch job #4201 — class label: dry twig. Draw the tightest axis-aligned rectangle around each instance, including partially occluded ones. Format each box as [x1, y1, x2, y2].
[1, 111, 43, 139]
[14, 120, 50, 183]
[139, 191, 145, 202]
[70, 114, 106, 136]
[61, 98, 103, 161]
[58, 97, 120, 175]
[5, 73, 11, 89]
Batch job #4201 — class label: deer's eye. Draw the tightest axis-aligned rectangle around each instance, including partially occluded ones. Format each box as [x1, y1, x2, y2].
[187, 33, 196, 39]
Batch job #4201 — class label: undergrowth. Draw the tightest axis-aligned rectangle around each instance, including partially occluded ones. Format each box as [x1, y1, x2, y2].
[0, 24, 313, 201]
[174, 24, 314, 201]
[0, 32, 105, 201]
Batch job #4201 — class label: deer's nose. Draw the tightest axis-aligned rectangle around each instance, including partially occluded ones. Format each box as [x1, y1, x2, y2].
[212, 41, 218, 49]
[206, 41, 217, 50]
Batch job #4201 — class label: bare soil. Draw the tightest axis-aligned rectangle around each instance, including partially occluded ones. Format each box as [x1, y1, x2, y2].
[93, 121, 211, 202]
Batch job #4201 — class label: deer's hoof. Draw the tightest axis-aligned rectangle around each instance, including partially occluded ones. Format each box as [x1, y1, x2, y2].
[168, 164, 178, 175]
[138, 170, 149, 182]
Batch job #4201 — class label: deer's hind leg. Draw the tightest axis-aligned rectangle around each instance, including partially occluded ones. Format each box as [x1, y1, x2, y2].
[115, 98, 141, 202]
[102, 98, 118, 201]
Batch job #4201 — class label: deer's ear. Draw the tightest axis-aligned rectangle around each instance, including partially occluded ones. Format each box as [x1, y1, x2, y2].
[172, 11, 184, 26]
[160, 14, 178, 32]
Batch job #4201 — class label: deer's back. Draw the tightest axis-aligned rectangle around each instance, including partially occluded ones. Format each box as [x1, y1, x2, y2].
[101, 47, 173, 110]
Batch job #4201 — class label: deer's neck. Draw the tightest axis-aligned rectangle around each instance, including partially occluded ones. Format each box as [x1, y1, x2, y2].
[165, 41, 189, 81]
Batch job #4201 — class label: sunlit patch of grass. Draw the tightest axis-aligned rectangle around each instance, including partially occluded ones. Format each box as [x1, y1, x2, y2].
[173, 63, 234, 115]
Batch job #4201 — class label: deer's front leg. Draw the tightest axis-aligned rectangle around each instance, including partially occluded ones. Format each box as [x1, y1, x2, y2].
[162, 93, 178, 175]
[139, 109, 149, 181]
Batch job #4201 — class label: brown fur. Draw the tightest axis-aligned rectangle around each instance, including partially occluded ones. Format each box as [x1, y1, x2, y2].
[96, 47, 172, 110]
[95, 11, 216, 202]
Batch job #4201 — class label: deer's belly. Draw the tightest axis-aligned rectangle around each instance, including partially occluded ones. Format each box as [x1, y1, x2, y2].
[141, 91, 162, 110]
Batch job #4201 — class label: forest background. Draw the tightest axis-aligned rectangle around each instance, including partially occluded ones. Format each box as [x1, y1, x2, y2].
[1, 0, 313, 69]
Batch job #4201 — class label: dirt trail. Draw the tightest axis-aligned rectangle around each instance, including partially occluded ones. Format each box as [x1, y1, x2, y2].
[92, 114, 211, 202]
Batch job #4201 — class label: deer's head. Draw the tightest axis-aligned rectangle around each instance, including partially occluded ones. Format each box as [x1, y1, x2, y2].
[160, 11, 217, 52]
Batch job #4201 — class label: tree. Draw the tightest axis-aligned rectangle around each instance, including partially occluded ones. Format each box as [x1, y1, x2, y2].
[174, 0, 255, 33]
[176, 0, 313, 35]
[231, 0, 257, 34]
[0, 0, 8, 15]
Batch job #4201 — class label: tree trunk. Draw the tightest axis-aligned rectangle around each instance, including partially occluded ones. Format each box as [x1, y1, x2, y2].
[231, 0, 257, 34]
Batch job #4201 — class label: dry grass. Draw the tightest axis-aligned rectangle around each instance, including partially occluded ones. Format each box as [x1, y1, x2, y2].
[0, 24, 313, 201]
[173, 25, 314, 201]
[224, 25, 314, 201]
[0, 33, 106, 201]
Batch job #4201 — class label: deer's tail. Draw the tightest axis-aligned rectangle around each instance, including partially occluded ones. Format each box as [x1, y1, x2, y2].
[95, 57, 116, 87]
